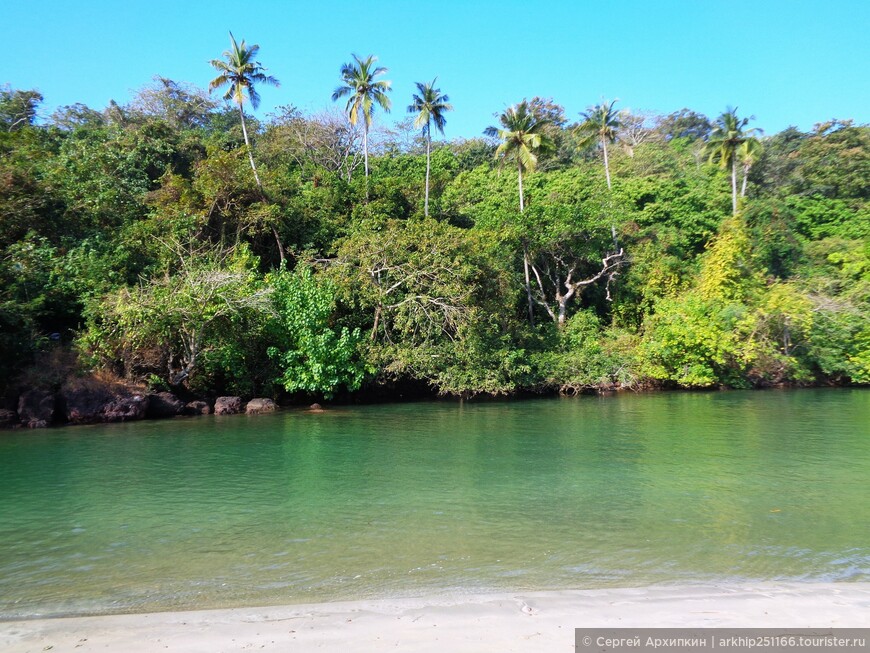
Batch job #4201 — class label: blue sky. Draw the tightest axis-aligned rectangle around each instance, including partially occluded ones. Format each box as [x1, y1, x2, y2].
[6, 0, 869, 138]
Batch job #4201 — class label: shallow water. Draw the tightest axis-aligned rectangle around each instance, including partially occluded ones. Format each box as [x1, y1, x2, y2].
[1, 389, 868, 617]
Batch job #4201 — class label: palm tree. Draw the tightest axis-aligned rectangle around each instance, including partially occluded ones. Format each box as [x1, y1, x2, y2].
[485, 101, 554, 324]
[576, 100, 620, 190]
[704, 107, 762, 215]
[737, 138, 763, 198]
[484, 100, 553, 213]
[407, 79, 452, 217]
[332, 54, 392, 192]
[208, 32, 279, 188]
[577, 100, 623, 249]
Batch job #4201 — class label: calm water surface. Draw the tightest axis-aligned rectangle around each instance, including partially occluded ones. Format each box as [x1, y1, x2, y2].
[1, 389, 868, 617]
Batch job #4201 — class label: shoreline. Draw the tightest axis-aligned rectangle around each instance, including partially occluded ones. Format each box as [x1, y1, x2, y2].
[3, 583, 869, 652]
[5, 383, 865, 433]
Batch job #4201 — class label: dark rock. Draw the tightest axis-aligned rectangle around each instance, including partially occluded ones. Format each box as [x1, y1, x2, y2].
[0, 409, 19, 428]
[146, 392, 185, 419]
[214, 396, 242, 415]
[18, 390, 56, 428]
[245, 398, 278, 415]
[103, 395, 149, 422]
[60, 378, 150, 425]
[184, 400, 211, 415]
[62, 384, 114, 425]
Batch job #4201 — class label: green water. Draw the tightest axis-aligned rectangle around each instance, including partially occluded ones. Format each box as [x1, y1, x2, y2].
[1, 389, 868, 618]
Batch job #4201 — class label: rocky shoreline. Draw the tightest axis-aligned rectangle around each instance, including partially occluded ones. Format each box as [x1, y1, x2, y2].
[2, 379, 280, 430]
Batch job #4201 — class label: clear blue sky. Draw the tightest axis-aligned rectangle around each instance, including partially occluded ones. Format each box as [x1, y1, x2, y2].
[5, 0, 869, 137]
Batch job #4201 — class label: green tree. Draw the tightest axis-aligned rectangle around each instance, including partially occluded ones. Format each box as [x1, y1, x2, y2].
[0, 86, 43, 131]
[81, 242, 271, 387]
[208, 32, 279, 188]
[576, 100, 621, 190]
[484, 100, 555, 323]
[331, 54, 392, 192]
[267, 266, 366, 399]
[655, 108, 712, 142]
[704, 107, 762, 215]
[132, 76, 218, 130]
[407, 79, 452, 216]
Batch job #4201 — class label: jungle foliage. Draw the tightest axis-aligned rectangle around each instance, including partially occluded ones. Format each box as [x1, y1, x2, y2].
[1, 76, 867, 400]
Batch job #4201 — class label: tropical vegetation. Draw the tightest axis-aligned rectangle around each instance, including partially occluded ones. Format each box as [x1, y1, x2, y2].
[0, 40, 867, 408]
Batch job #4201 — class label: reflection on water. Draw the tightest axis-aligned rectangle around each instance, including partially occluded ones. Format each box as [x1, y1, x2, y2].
[1, 389, 868, 617]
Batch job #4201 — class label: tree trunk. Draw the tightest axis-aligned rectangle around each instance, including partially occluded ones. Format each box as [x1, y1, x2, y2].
[240, 103, 284, 266]
[741, 163, 751, 198]
[363, 125, 370, 200]
[424, 132, 431, 217]
[731, 156, 738, 215]
[518, 162, 524, 213]
[370, 304, 381, 341]
[518, 165, 534, 324]
[272, 226, 286, 265]
[238, 104, 262, 188]
[602, 136, 619, 251]
[557, 297, 569, 327]
[523, 247, 535, 326]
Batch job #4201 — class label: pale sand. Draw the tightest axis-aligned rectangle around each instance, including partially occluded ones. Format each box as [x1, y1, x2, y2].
[2, 584, 869, 652]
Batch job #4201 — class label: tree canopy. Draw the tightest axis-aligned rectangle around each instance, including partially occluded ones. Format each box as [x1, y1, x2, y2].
[1, 51, 867, 403]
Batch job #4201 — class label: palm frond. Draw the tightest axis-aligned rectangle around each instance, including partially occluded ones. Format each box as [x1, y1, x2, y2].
[332, 85, 352, 102]
[246, 84, 261, 110]
[208, 32, 278, 110]
[332, 53, 392, 128]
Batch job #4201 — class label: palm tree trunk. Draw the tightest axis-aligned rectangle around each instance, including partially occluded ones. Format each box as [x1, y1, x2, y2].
[741, 163, 750, 198]
[238, 104, 262, 188]
[239, 103, 284, 266]
[424, 133, 431, 217]
[601, 136, 619, 250]
[363, 125, 370, 200]
[731, 157, 738, 215]
[518, 162, 524, 213]
[517, 164, 534, 325]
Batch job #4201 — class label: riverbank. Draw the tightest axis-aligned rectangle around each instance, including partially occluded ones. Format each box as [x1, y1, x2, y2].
[3, 584, 869, 652]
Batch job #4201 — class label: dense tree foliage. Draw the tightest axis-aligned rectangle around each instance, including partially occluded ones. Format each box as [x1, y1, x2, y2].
[1, 69, 867, 402]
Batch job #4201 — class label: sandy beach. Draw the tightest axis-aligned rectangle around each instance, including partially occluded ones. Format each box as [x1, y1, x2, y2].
[2, 583, 869, 652]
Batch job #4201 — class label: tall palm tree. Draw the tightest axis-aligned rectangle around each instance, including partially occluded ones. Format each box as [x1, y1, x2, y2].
[576, 100, 620, 190]
[484, 100, 553, 213]
[332, 54, 392, 192]
[577, 100, 623, 249]
[737, 138, 764, 198]
[208, 32, 279, 188]
[407, 79, 452, 217]
[704, 107, 762, 215]
[485, 101, 553, 324]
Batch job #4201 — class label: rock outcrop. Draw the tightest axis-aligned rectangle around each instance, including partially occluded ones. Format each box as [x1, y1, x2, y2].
[184, 400, 211, 415]
[60, 379, 150, 424]
[0, 409, 19, 428]
[18, 390, 56, 428]
[214, 396, 242, 415]
[146, 392, 185, 418]
[62, 384, 114, 424]
[245, 398, 278, 415]
[102, 395, 149, 422]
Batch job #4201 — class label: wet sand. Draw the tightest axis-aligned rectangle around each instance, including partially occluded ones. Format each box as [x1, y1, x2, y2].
[3, 583, 869, 652]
